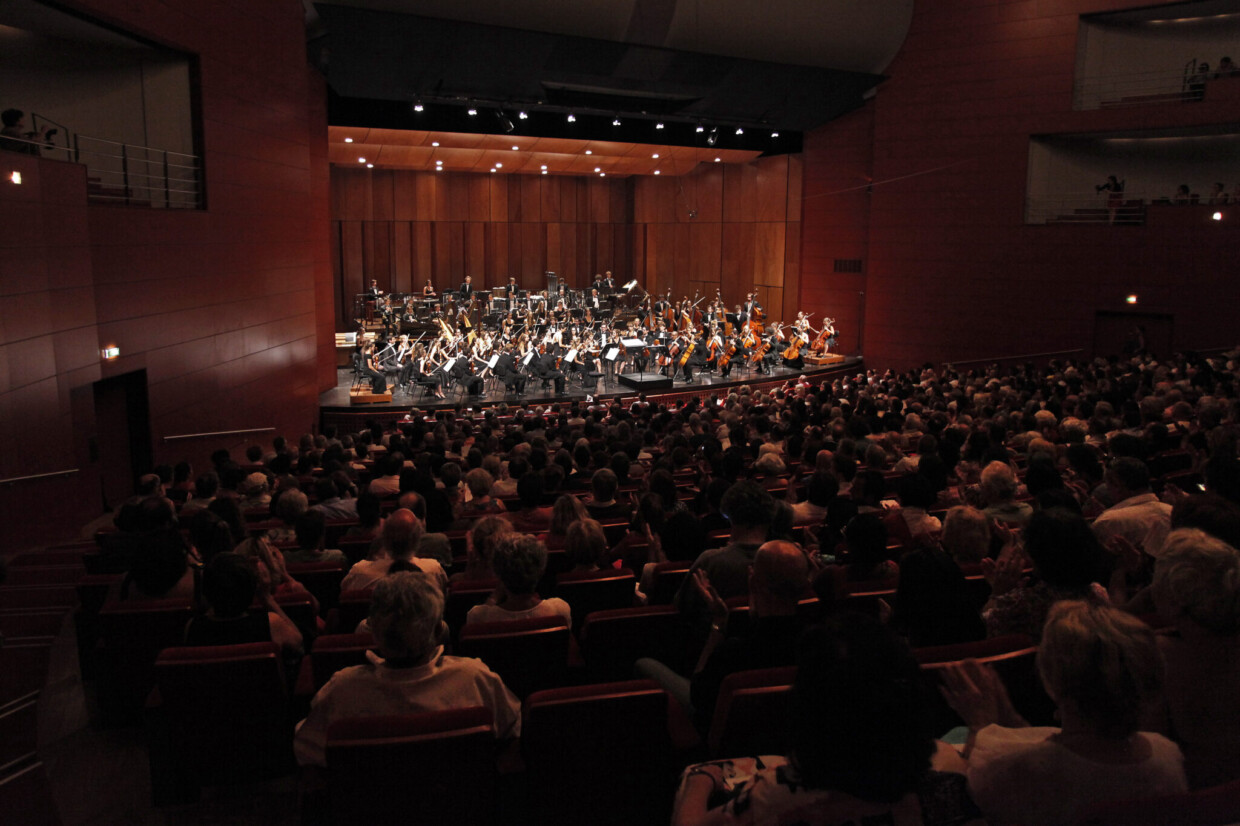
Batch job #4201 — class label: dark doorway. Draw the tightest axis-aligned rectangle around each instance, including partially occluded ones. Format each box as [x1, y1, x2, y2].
[92, 370, 152, 511]
[1093, 311, 1173, 361]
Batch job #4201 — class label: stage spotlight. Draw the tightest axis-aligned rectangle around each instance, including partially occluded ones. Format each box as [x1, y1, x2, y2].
[413, 101, 424, 112]
[695, 122, 705, 133]
[771, 131, 779, 138]
[467, 107, 478, 116]
[498, 113, 515, 133]
[735, 127, 744, 135]
[706, 127, 718, 147]
[567, 113, 576, 122]
[655, 122, 665, 129]
[518, 111, 528, 120]
[612, 117, 621, 126]
[1213, 211, 1223, 221]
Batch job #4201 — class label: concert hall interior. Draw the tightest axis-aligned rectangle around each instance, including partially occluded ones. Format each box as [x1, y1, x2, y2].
[3, 0, 1240, 822]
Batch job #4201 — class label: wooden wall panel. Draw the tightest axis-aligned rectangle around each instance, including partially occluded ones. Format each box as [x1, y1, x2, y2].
[489, 176, 508, 222]
[341, 221, 364, 305]
[415, 173, 437, 221]
[722, 165, 756, 223]
[519, 223, 544, 281]
[412, 222, 433, 291]
[720, 223, 756, 296]
[467, 176, 491, 222]
[486, 222, 510, 283]
[464, 223, 486, 284]
[541, 178, 561, 223]
[371, 170, 394, 221]
[753, 224, 785, 287]
[520, 178, 542, 224]
[392, 221, 412, 293]
[755, 157, 788, 223]
[365, 222, 392, 290]
[689, 222, 722, 286]
[545, 223, 562, 279]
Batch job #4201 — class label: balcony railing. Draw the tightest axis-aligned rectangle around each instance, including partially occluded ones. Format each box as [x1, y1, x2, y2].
[5, 116, 202, 209]
[1073, 64, 1205, 111]
[1025, 189, 1227, 224]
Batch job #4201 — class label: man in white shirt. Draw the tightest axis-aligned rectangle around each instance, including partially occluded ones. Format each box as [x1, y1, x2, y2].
[341, 509, 448, 593]
[1092, 457, 1173, 558]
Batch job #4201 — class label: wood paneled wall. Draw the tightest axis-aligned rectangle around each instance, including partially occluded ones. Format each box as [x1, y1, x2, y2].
[330, 155, 802, 328]
[0, 0, 331, 549]
[797, 0, 1240, 369]
[331, 170, 630, 325]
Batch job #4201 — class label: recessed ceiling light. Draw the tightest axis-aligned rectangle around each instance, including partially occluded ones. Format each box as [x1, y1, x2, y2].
[344, 137, 353, 143]
[599, 172, 606, 177]
[566, 113, 576, 122]
[541, 170, 547, 174]
[655, 122, 664, 129]
[735, 127, 744, 135]
[594, 167, 601, 172]
[771, 131, 779, 138]
[467, 107, 478, 116]
[612, 118, 621, 126]
[431, 141, 439, 147]
[413, 103, 424, 112]
[540, 164, 547, 170]
[695, 124, 704, 133]
[653, 170, 661, 175]
[366, 163, 373, 168]
[714, 157, 721, 162]
[652, 153, 659, 159]
[495, 163, 502, 168]
[490, 168, 496, 173]
[512, 145, 519, 150]
[518, 111, 528, 119]
[585, 150, 592, 155]
[358, 157, 366, 163]
[436, 167, 443, 172]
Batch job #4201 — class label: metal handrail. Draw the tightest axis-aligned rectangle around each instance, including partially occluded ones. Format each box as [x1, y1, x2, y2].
[1073, 63, 1236, 110]
[0, 468, 79, 486]
[945, 349, 1084, 368]
[163, 427, 275, 442]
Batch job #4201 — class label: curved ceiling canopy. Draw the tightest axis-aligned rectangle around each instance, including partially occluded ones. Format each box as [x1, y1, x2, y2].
[312, 0, 912, 145]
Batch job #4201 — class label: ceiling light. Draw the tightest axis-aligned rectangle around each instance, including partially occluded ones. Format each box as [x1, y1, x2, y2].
[707, 127, 718, 147]
[495, 163, 502, 168]
[585, 150, 592, 155]
[413, 102, 424, 112]
[431, 141, 439, 147]
[1213, 211, 1223, 221]
[771, 131, 779, 138]
[358, 157, 366, 163]
[8, 171, 20, 185]
[490, 168, 496, 173]
[542, 170, 547, 174]
[655, 122, 664, 129]
[599, 173, 605, 177]
[540, 164, 547, 169]
[612, 117, 621, 126]
[566, 113, 576, 122]
[652, 153, 659, 159]
[498, 113, 515, 133]
[695, 123, 704, 133]
[594, 167, 601, 172]
[366, 163, 373, 168]
[467, 107, 478, 116]
[735, 127, 744, 135]
[436, 167, 443, 172]
[653, 170, 661, 175]
[714, 157, 721, 162]
[101, 346, 119, 360]
[344, 137, 353, 143]
[518, 111, 528, 120]
[512, 145, 519, 150]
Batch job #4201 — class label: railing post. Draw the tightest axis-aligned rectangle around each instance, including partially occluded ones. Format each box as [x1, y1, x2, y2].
[163, 150, 171, 208]
[120, 143, 130, 206]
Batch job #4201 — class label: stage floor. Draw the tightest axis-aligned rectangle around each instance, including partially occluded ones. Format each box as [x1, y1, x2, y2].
[319, 355, 863, 416]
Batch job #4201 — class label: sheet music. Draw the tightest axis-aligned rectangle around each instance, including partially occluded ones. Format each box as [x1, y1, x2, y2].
[440, 357, 455, 373]
[621, 338, 646, 348]
[522, 351, 535, 366]
[604, 346, 620, 361]
[565, 348, 578, 362]
[487, 354, 500, 368]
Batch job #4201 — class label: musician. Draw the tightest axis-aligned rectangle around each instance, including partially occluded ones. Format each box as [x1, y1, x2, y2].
[406, 343, 446, 399]
[743, 293, 760, 317]
[589, 288, 601, 311]
[533, 345, 567, 395]
[493, 350, 528, 396]
[507, 276, 519, 293]
[368, 279, 383, 297]
[460, 274, 473, 299]
[358, 341, 387, 394]
[500, 311, 516, 341]
[679, 333, 708, 383]
[603, 271, 615, 291]
[422, 280, 436, 298]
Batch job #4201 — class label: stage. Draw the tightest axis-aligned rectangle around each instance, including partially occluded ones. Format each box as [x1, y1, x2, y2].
[319, 355, 862, 430]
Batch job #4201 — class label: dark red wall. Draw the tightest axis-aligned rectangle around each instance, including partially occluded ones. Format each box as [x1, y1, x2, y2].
[798, 0, 1240, 370]
[0, 0, 331, 550]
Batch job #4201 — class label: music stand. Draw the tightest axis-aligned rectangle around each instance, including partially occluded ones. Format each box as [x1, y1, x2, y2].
[545, 272, 558, 295]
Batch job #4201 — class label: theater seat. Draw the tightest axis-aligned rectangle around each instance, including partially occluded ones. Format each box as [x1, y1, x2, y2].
[554, 568, 636, 626]
[706, 665, 798, 757]
[644, 561, 691, 605]
[523, 680, 675, 826]
[149, 642, 294, 805]
[578, 605, 683, 682]
[443, 579, 499, 643]
[325, 707, 497, 826]
[304, 632, 375, 694]
[285, 560, 345, 615]
[914, 634, 1052, 732]
[456, 615, 570, 699]
[1077, 778, 1240, 826]
[96, 599, 195, 724]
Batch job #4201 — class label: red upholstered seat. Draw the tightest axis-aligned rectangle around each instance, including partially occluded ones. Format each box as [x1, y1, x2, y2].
[644, 561, 691, 605]
[149, 642, 293, 805]
[285, 560, 345, 615]
[914, 633, 1053, 731]
[95, 599, 194, 723]
[706, 665, 798, 757]
[325, 707, 497, 826]
[304, 632, 375, 694]
[444, 579, 499, 642]
[523, 680, 676, 826]
[1076, 778, 1240, 826]
[455, 615, 571, 699]
[578, 604, 683, 681]
[554, 568, 637, 626]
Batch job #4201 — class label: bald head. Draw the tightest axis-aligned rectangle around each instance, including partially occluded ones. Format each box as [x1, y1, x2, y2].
[381, 508, 424, 560]
[751, 540, 810, 605]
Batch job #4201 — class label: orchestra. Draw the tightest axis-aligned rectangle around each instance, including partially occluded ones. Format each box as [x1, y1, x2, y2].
[351, 276, 840, 400]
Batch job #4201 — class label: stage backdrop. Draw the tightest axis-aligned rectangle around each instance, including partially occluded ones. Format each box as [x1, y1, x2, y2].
[329, 153, 802, 329]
